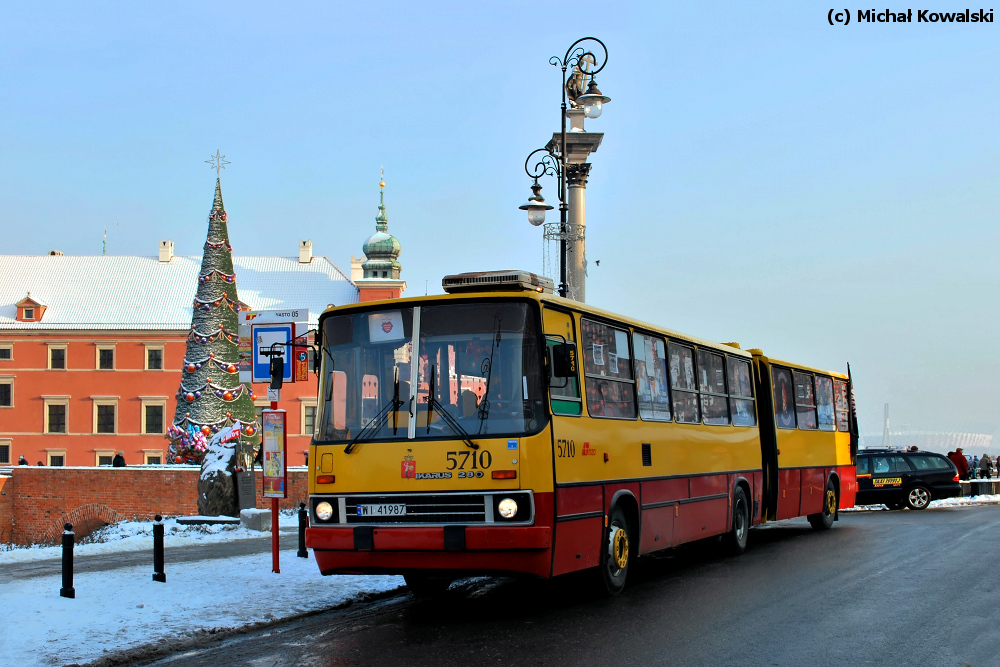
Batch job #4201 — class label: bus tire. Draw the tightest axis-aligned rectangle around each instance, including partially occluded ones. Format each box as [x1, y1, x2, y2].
[403, 573, 452, 597]
[808, 481, 837, 530]
[599, 506, 632, 596]
[723, 487, 750, 555]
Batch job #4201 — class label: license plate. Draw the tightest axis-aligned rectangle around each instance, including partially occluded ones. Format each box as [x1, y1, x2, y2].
[356, 503, 407, 517]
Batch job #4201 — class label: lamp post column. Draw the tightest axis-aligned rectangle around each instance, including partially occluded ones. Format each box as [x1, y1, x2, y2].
[565, 163, 592, 303]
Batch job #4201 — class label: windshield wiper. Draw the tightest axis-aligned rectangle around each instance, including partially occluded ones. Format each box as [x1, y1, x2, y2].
[425, 364, 478, 450]
[344, 367, 403, 454]
[477, 311, 503, 435]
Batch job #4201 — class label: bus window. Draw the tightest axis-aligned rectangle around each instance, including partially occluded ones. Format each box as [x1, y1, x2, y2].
[726, 357, 756, 427]
[834, 380, 850, 432]
[772, 367, 796, 429]
[815, 376, 835, 431]
[793, 371, 818, 430]
[546, 337, 582, 416]
[697, 349, 729, 425]
[634, 333, 671, 422]
[668, 342, 699, 423]
[581, 319, 636, 419]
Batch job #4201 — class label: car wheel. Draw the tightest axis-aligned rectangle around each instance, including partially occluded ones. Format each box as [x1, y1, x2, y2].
[808, 480, 837, 530]
[403, 573, 452, 597]
[722, 487, 750, 555]
[598, 506, 632, 596]
[905, 485, 931, 511]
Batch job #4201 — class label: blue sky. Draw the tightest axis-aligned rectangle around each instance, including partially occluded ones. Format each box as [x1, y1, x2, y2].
[1, 2, 997, 439]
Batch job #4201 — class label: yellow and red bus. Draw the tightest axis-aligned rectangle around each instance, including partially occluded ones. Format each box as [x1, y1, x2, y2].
[306, 271, 859, 594]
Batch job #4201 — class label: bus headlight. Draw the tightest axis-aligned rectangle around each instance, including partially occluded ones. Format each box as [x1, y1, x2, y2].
[497, 497, 518, 519]
[315, 502, 334, 521]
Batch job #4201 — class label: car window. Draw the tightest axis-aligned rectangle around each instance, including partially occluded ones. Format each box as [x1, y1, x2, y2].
[892, 456, 913, 472]
[872, 456, 891, 474]
[857, 457, 870, 475]
[908, 456, 933, 471]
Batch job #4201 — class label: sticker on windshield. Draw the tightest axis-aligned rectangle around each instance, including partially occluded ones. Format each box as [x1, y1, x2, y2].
[368, 311, 405, 343]
[507, 440, 518, 450]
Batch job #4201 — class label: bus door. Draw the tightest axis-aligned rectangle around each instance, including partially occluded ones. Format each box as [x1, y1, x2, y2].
[751, 356, 780, 522]
[543, 306, 603, 576]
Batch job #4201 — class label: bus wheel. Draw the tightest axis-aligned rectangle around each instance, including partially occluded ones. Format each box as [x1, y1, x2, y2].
[403, 573, 452, 598]
[599, 506, 632, 596]
[808, 481, 837, 530]
[905, 485, 931, 511]
[723, 487, 749, 555]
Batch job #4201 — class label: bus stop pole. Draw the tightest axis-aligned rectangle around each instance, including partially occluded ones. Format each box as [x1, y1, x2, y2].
[271, 397, 280, 574]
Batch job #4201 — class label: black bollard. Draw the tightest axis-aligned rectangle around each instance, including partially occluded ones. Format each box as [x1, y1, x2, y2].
[297, 502, 308, 558]
[60, 523, 75, 599]
[152, 514, 166, 583]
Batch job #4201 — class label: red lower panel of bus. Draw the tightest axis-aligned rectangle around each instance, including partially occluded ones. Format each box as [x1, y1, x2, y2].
[313, 546, 554, 578]
[777, 465, 859, 519]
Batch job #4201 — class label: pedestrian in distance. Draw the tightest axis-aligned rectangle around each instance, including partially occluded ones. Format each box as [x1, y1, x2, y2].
[17, 455, 28, 465]
[981, 454, 993, 480]
[112, 451, 126, 467]
[972, 456, 979, 478]
[36, 461, 44, 466]
[949, 448, 970, 481]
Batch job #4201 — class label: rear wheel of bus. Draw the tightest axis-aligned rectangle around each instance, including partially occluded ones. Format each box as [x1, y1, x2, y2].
[723, 486, 750, 555]
[599, 506, 632, 596]
[808, 480, 837, 530]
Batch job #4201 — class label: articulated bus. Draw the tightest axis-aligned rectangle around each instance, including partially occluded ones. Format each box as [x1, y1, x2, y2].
[306, 270, 859, 595]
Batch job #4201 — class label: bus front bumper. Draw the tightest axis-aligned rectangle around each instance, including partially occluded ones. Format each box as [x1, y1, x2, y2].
[306, 525, 553, 577]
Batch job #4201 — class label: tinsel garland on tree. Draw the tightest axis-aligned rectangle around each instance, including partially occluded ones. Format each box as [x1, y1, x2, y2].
[168, 178, 260, 466]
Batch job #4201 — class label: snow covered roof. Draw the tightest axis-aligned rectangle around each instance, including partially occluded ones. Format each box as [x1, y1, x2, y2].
[0, 255, 358, 330]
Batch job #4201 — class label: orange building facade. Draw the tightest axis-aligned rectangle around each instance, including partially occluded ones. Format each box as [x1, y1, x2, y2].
[0, 180, 405, 468]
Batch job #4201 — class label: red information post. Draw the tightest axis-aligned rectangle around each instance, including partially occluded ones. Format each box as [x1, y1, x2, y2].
[261, 408, 287, 573]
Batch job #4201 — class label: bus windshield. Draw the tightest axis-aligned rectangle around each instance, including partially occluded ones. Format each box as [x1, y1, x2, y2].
[316, 300, 546, 444]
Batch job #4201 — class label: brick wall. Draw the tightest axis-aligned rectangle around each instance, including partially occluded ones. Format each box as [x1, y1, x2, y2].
[0, 466, 309, 545]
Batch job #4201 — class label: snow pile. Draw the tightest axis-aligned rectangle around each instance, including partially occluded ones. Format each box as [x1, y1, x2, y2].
[843, 494, 1000, 512]
[0, 512, 299, 562]
[200, 421, 242, 480]
[0, 549, 403, 666]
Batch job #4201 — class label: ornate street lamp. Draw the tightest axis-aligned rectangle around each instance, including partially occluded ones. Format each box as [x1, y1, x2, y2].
[520, 37, 609, 299]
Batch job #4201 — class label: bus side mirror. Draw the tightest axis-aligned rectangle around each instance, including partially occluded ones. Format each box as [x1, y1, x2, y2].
[549, 342, 577, 388]
[270, 356, 284, 390]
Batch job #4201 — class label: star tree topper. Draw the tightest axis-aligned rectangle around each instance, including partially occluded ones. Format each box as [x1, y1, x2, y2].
[206, 150, 230, 176]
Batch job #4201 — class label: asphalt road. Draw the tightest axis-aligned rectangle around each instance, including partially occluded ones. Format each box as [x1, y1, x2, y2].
[144, 506, 1000, 667]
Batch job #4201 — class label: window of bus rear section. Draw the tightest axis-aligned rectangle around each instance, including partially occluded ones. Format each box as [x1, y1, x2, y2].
[315, 301, 547, 443]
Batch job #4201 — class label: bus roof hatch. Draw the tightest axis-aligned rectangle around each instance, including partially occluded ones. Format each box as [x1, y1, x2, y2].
[442, 270, 554, 295]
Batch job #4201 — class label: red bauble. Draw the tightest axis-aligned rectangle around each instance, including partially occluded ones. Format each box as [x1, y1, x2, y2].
[186, 364, 196, 373]
[245, 426, 255, 436]
[174, 456, 184, 463]
[250, 392, 257, 401]
[200, 426, 211, 435]
[223, 391, 233, 401]
[185, 393, 195, 402]
[209, 352, 215, 358]
[226, 364, 237, 373]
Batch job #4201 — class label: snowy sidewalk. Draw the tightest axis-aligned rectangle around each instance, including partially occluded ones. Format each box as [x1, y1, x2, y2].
[0, 548, 404, 667]
[0, 513, 405, 665]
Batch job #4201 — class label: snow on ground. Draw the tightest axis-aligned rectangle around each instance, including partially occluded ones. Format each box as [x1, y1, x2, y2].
[0, 548, 404, 666]
[842, 494, 1000, 512]
[0, 512, 300, 563]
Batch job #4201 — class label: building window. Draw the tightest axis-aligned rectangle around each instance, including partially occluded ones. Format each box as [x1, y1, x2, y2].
[302, 403, 317, 436]
[49, 345, 66, 370]
[48, 452, 66, 467]
[96, 403, 117, 434]
[146, 346, 163, 370]
[23, 308, 34, 320]
[0, 379, 12, 408]
[0, 345, 11, 360]
[46, 402, 68, 433]
[0, 440, 10, 465]
[144, 451, 163, 465]
[96, 450, 115, 466]
[143, 402, 165, 434]
[97, 346, 115, 370]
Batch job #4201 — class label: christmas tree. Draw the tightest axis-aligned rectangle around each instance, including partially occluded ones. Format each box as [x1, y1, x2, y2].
[168, 177, 260, 516]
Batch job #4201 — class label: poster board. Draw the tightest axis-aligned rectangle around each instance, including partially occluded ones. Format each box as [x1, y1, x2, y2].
[261, 409, 287, 498]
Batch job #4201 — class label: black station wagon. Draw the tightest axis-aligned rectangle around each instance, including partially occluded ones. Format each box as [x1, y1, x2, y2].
[856, 449, 961, 510]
